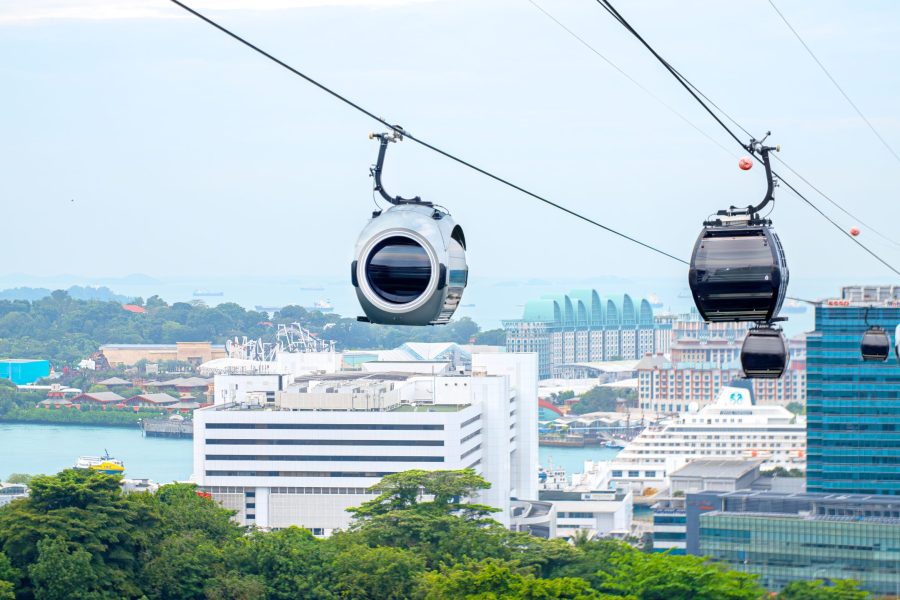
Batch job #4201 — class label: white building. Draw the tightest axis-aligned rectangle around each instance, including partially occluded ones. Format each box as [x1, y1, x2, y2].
[0, 483, 28, 507]
[590, 384, 806, 497]
[193, 352, 538, 535]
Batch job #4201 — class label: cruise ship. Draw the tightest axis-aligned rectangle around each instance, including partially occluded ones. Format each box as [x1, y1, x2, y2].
[579, 384, 806, 495]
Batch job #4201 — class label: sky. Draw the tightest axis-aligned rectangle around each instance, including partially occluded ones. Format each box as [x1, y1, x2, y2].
[2, 0, 900, 294]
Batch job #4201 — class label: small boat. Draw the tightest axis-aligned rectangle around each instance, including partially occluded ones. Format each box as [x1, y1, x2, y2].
[193, 290, 224, 297]
[255, 305, 283, 313]
[75, 451, 124, 475]
[605, 441, 626, 450]
[647, 293, 664, 308]
[304, 299, 334, 312]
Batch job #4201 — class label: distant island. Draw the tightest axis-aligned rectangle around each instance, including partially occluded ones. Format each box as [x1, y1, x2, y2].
[0, 285, 131, 303]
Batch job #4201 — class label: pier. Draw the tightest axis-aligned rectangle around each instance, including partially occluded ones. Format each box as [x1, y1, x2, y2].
[140, 418, 194, 439]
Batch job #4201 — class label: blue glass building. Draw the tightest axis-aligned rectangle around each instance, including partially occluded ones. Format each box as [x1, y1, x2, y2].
[806, 288, 900, 495]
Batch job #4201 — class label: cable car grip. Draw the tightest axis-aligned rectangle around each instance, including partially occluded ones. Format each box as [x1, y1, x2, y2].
[369, 128, 427, 206]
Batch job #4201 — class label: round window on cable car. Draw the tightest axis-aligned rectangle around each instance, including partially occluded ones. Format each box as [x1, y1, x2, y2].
[741, 326, 788, 379]
[689, 226, 789, 323]
[365, 236, 432, 304]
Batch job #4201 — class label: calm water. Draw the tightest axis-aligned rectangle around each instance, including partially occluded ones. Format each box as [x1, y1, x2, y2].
[0, 423, 619, 484]
[538, 445, 620, 477]
[0, 423, 193, 483]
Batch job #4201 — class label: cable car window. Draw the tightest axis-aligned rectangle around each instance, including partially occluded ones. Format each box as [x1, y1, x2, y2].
[694, 236, 772, 273]
[365, 236, 432, 304]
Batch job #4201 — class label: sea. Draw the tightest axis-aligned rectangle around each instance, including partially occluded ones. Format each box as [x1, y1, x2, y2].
[1, 422, 617, 485]
[0, 423, 193, 483]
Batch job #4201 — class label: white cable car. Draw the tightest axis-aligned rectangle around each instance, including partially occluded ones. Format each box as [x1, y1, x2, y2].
[352, 130, 468, 325]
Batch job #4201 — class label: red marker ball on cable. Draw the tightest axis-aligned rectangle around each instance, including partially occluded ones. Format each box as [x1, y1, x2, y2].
[738, 157, 753, 171]
[850, 226, 860, 237]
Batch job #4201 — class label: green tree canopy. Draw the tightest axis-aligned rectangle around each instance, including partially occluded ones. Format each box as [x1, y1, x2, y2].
[777, 579, 869, 599]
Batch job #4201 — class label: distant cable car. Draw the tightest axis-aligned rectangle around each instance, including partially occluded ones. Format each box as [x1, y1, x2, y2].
[861, 327, 890, 362]
[860, 308, 890, 362]
[689, 134, 788, 323]
[352, 129, 468, 326]
[741, 325, 788, 379]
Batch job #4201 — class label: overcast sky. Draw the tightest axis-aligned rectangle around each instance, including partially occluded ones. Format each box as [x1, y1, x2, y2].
[3, 0, 899, 286]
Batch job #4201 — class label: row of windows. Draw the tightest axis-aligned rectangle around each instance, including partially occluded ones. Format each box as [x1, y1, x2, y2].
[207, 423, 444, 431]
[653, 515, 687, 525]
[560, 512, 595, 519]
[206, 470, 394, 478]
[460, 414, 481, 429]
[461, 428, 481, 444]
[206, 454, 444, 463]
[654, 531, 687, 541]
[461, 443, 481, 460]
[206, 439, 444, 446]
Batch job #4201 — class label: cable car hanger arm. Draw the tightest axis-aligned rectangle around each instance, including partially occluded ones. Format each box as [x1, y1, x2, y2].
[728, 133, 779, 218]
[369, 129, 423, 205]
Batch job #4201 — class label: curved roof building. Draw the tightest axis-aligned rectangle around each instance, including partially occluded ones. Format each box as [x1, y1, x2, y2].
[503, 290, 670, 379]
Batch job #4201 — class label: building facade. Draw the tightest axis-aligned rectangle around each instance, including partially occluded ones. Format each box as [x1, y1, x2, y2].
[806, 287, 900, 495]
[0, 359, 50, 385]
[193, 352, 538, 534]
[637, 356, 806, 413]
[503, 290, 670, 379]
[100, 342, 227, 367]
[637, 311, 806, 413]
[689, 489, 900, 595]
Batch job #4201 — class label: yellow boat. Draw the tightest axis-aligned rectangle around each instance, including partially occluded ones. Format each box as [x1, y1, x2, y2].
[75, 451, 125, 475]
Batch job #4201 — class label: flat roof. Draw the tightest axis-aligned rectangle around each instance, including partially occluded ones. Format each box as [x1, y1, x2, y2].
[672, 459, 763, 479]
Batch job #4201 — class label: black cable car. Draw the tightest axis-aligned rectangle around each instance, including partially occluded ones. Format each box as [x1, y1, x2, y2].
[861, 327, 890, 362]
[689, 135, 789, 323]
[351, 130, 468, 326]
[741, 325, 788, 379]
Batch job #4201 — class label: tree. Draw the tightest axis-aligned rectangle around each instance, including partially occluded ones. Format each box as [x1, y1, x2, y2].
[0, 552, 20, 598]
[777, 579, 869, 599]
[587, 544, 763, 600]
[28, 537, 99, 600]
[786, 402, 806, 416]
[226, 527, 331, 600]
[329, 545, 425, 599]
[4, 473, 33, 485]
[416, 559, 607, 600]
[348, 469, 497, 520]
[569, 386, 633, 415]
[474, 328, 507, 346]
[203, 572, 266, 600]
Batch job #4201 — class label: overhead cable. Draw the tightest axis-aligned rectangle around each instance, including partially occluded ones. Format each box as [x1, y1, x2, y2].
[525, 0, 736, 158]
[594, 0, 900, 277]
[766, 0, 900, 165]
[168, 0, 688, 266]
[536, 0, 900, 250]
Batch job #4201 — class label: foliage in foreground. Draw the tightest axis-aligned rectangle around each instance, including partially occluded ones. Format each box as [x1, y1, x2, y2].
[0, 469, 870, 600]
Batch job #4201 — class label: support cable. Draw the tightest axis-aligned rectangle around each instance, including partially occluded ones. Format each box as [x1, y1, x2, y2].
[594, 0, 900, 277]
[767, 0, 900, 164]
[169, 0, 688, 265]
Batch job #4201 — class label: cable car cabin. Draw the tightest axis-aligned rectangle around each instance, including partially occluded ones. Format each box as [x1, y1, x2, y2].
[741, 326, 788, 379]
[861, 326, 890, 362]
[689, 224, 789, 322]
[352, 203, 467, 326]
